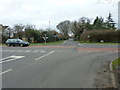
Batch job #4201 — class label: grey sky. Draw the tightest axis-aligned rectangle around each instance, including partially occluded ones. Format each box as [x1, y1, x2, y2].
[0, 0, 119, 30]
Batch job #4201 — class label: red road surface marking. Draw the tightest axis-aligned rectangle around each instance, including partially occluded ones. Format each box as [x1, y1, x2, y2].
[77, 48, 119, 52]
[0, 45, 73, 48]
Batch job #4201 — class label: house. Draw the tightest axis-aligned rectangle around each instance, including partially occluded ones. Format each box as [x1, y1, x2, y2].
[0, 24, 8, 34]
[118, 1, 120, 30]
[0, 24, 8, 43]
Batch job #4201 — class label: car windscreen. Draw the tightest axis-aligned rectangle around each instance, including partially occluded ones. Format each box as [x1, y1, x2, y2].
[6, 39, 10, 43]
[18, 39, 24, 42]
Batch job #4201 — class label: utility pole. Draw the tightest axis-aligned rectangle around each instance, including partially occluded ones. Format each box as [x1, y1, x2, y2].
[49, 21, 50, 31]
[48, 21, 50, 42]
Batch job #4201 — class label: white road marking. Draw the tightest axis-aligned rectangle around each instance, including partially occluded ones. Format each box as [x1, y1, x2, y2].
[0, 56, 13, 61]
[40, 51, 46, 53]
[2, 49, 48, 53]
[16, 50, 23, 52]
[79, 44, 83, 46]
[73, 45, 75, 47]
[24, 50, 32, 52]
[0, 69, 12, 75]
[114, 51, 119, 52]
[62, 41, 66, 44]
[0, 55, 25, 64]
[9, 50, 16, 52]
[2, 50, 9, 52]
[10, 56, 25, 58]
[35, 51, 55, 60]
[32, 50, 39, 52]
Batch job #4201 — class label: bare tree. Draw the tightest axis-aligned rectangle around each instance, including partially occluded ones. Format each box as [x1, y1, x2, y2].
[70, 21, 84, 40]
[13, 24, 24, 32]
[25, 24, 36, 31]
[56, 20, 70, 39]
[13, 24, 25, 38]
[79, 17, 91, 30]
[70, 17, 92, 40]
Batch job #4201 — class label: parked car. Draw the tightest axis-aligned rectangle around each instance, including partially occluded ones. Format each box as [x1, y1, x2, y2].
[6, 39, 30, 47]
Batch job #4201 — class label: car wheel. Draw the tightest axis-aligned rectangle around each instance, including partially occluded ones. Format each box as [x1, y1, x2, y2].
[7, 44, 10, 47]
[20, 44, 23, 47]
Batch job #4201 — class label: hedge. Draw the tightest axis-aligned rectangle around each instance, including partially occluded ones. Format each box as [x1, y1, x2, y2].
[80, 30, 120, 43]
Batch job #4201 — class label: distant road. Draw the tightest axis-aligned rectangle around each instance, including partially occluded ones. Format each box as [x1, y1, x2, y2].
[1, 40, 119, 88]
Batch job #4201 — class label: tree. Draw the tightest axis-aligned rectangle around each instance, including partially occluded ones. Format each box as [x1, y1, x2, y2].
[24, 24, 37, 42]
[25, 24, 36, 31]
[79, 17, 92, 31]
[25, 30, 41, 43]
[106, 13, 115, 29]
[70, 21, 84, 40]
[56, 20, 70, 39]
[93, 16, 105, 30]
[13, 24, 25, 38]
[70, 17, 91, 40]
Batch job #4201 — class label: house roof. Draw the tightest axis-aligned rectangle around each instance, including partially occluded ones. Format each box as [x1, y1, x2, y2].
[0, 24, 8, 30]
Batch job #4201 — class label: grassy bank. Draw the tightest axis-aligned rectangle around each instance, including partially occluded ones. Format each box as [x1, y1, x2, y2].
[79, 41, 119, 45]
[112, 58, 120, 70]
[0, 44, 5, 46]
[30, 41, 64, 46]
[0, 41, 64, 46]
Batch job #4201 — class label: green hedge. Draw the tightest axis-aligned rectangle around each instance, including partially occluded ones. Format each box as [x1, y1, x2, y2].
[80, 30, 120, 43]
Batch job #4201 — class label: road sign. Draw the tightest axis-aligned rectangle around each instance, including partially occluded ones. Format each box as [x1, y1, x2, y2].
[54, 35, 58, 37]
[42, 34, 48, 44]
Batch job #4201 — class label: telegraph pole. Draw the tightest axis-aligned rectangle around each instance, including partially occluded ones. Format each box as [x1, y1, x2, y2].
[49, 21, 50, 31]
[48, 21, 50, 42]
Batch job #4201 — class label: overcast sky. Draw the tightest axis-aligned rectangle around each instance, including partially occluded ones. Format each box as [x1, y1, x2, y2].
[0, 0, 119, 30]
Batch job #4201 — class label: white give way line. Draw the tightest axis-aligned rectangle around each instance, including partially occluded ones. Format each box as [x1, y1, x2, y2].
[0, 55, 25, 64]
[35, 51, 55, 60]
[0, 69, 12, 75]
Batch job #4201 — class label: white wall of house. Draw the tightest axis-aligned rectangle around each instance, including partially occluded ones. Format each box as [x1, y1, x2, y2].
[118, 1, 120, 30]
[0, 25, 2, 34]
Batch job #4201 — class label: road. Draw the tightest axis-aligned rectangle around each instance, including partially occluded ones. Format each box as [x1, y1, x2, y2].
[1, 40, 119, 88]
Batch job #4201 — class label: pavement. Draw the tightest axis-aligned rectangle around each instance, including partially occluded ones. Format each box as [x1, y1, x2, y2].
[1, 39, 119, 88]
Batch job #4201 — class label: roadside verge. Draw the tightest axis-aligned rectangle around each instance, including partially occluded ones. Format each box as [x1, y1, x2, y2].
[109, 58, 120, 88]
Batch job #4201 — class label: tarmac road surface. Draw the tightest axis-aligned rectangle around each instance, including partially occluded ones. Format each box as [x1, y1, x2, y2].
[1, 39, 119, 88]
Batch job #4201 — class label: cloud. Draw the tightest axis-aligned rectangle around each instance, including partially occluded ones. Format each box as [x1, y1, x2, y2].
[0, 0, 118, 29]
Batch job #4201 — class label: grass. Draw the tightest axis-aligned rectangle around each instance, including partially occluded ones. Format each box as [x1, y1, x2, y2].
[112, 58, 120, 70]
[112, 58, 120, 65]
[0, 41, 64, 46]
[0, 44, 5, 46]
[79, 41, 119, 45]
[30, 41, 64, 46]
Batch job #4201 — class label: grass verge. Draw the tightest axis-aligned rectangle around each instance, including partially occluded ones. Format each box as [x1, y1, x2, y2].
[112, 58, 120, 70]
[0, 44, 5, 46]
[79, 41, 119, 45]
[30, 41, 64, 46]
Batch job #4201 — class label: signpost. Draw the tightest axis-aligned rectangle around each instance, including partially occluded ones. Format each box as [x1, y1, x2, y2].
[42, 34, 48, 44]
